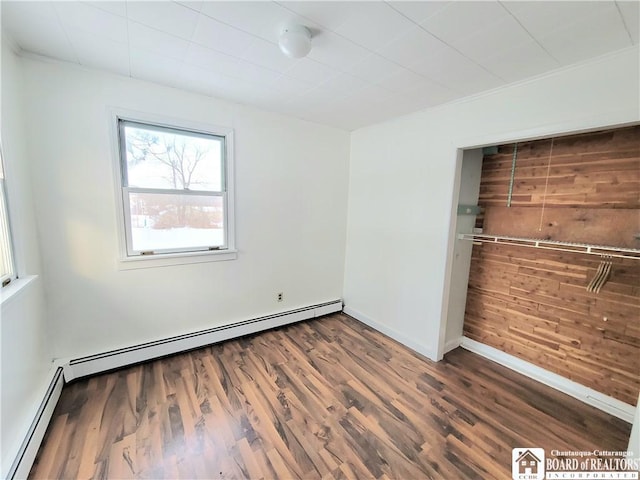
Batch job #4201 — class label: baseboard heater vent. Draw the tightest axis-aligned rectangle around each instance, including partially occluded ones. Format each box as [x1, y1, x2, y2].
[64, 300, 342, 381]
[7, 367, 64, 480]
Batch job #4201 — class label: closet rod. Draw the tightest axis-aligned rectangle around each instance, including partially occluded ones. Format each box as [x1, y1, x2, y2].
[506, 143, 517, 207]
[458, 233, 640, 260]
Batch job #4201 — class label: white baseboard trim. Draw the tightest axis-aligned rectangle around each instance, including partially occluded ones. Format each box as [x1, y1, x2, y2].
[460, 337, 635, 423]
[343, 306, 437, 361]
[64, 300, 343, 381]
[5, 364, 65, 480]
[7, 300, 343, 478]
[444, 337, 462, 354]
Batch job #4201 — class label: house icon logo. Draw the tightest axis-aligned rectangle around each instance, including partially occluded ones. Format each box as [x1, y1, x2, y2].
[512, 448, 545, 480]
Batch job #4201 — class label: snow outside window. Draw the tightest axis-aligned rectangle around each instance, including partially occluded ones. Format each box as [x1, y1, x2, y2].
[117, 119, 233, 258]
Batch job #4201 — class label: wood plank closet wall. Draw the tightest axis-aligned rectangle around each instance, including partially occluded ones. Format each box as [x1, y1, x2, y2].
[463, 125, 640, 406]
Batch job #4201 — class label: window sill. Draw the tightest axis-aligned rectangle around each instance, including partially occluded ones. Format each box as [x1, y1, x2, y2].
[0, 275, 38, 307]
[118, 249, 238, 270]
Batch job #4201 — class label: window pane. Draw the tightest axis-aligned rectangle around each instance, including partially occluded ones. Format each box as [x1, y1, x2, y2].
[124, 123, 223, 191]
[0, 182, 14, 281]
[128, 192, 224, 252]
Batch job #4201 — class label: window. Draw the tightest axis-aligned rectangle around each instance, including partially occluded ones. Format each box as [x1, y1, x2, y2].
[0, 146, 16, 287]
[116, 116, 234, 261]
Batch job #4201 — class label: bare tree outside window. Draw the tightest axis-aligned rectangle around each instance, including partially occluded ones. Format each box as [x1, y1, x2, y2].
[125, 127, 222, 191]
[118, 120, 228, 255]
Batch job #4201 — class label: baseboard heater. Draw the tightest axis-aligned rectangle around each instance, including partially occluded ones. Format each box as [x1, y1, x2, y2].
[7, 367, 64, 480]
[64, 300, 342, 381]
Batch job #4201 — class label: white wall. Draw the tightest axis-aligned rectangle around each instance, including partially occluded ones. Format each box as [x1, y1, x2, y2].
[21, 58, 350, 360]
[344, 46, 640, 361]
[0, 39, 52, 476]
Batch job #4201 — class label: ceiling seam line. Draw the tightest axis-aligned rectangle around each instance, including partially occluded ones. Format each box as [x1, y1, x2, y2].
[384, 1, 509, 84]
[131, 14, 303, 89]
[193, 9, 278, 45]
[412, 26, 508, 84]
[383, 0, 449, 23]
[125, 1, 132, 77]
[613, 1, 635, 44]
[363, 2, 469, 92]
[51, 5, 81, 66]
[497, 0, 562, 65]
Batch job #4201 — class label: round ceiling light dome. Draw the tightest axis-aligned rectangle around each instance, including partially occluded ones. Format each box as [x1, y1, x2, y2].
[278, 25, 312, 59]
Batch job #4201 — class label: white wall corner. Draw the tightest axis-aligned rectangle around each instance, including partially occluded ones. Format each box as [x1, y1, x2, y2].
[343, 306, 438, 361]
[460, 337, 636, 423]
[444, 337, 462, 354]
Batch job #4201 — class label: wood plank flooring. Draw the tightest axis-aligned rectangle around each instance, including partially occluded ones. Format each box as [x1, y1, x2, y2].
[29, 313, 631, 479]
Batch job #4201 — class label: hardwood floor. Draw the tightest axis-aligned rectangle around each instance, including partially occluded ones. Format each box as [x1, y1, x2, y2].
[29, 313, 631, 479]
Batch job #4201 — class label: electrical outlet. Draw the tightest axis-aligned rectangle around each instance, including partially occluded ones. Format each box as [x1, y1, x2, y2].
[277, 292, 283, 302]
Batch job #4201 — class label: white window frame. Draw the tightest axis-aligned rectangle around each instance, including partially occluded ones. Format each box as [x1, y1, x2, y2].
[111, 109, 236, 269]
[0, 144, 16, 287]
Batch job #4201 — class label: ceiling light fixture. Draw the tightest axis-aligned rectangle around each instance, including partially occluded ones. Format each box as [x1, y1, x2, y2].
[278, 24, 312, 59]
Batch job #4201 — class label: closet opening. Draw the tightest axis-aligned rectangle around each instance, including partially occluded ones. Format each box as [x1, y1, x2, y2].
[442, 124, 640, 421]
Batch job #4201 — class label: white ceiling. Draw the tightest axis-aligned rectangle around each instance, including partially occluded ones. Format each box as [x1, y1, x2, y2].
[1, 1, 638, 130]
